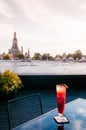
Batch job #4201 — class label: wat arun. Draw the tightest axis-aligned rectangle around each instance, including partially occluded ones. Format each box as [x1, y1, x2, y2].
[9, 32, 21, 57]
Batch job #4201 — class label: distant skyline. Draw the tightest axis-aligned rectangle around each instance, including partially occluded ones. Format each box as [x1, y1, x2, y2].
[1, 0, 86, 56]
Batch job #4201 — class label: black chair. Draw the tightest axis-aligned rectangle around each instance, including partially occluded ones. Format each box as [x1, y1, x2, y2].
[7, 93, 43, 130]
[0, 102, 9, 130]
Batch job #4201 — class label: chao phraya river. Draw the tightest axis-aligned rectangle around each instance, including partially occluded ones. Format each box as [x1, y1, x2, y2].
[0, 60, 86, 75]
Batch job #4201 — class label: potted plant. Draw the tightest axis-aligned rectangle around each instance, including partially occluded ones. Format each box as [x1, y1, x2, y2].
[0, 69, 23, 101]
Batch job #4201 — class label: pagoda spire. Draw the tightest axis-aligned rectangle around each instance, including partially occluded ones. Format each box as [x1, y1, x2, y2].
[9, 32, 20, 57]
[14, 32, 16, 39]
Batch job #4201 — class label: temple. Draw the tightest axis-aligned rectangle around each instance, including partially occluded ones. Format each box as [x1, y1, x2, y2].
[9, 32, 20, 57]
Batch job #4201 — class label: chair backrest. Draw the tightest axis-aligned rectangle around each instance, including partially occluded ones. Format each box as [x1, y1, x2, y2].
[0, 102, 9, 130]
[7, 93, 43, 130]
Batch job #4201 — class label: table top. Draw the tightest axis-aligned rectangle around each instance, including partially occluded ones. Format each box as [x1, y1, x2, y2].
[13, 98, 86, 130]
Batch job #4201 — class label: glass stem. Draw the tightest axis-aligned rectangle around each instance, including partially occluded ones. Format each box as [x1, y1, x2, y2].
[58, 113, 64, 117]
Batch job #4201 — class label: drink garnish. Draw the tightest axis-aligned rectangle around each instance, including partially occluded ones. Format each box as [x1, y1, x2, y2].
[61, 84, 68, 89]
[64, 84, 68, 89]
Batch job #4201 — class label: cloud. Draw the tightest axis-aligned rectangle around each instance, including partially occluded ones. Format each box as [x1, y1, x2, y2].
[13, 0, 51, 24]
[0, 0, 13, 19]
[1, 0, 86, 56]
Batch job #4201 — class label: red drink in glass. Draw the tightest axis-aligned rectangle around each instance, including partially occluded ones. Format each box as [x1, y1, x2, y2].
[56, 84, 66, 115]
[54, 84, 68, 123]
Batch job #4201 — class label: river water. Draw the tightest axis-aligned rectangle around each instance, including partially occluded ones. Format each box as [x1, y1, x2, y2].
[0, 60, 86, 75]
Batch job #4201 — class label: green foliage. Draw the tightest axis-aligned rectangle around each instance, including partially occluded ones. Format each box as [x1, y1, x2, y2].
[33, 53, 42, 60]
[15, 53, 25, 59]
[42, 53, 50, 60]
[0, 70, 23, 94]
[67, 53, 73, 59]
[73, 50, 83, 60]
[48, 56, 55, 60]
[3, 55, 10, 60]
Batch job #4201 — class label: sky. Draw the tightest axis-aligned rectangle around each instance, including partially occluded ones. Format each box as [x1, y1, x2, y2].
[0, 0, 86, 57]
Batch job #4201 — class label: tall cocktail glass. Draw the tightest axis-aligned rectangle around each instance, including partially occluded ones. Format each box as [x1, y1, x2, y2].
[55, 84, 68, 123]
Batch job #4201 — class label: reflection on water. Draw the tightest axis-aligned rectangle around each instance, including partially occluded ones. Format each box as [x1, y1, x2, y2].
[58, 124, 64, 130]
[0, 60, 86, 74]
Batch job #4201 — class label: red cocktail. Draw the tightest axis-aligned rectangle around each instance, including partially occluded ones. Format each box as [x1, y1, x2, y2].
[56, 84, 66, 115]
[54, 84, 69, 123]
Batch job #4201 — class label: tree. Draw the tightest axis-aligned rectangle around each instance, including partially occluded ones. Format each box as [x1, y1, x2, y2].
[15, 53, 25, 59]
[32, 53, 42, 60]
[48, 56, 55, 60]
[67, 53, 73, 59]
[3, 55, 10, 60]
[42, 53, 50, 60]
[73, 50, 83, 60]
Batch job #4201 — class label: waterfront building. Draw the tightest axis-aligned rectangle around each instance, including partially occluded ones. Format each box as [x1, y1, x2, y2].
[62, 53, 67, 62]
[9, 32, 21, 58]
[0, 54, 3, 60]
[8, 54, 14, 60]
[68, 56, 74, 61]
[21, 46, 23, 54]
[0, 53, 5, 60]
[28, 48, 31, 59]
